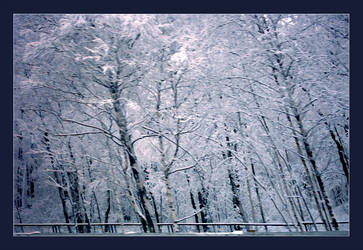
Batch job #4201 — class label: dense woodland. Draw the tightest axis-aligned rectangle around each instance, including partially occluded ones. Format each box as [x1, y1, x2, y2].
[13, 14, 349, 233]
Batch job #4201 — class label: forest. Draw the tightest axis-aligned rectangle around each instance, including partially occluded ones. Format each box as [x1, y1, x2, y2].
[13, 14, 349, 235]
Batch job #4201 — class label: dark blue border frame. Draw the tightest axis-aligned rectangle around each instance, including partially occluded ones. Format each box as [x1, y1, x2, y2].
[3, 1, 362, 249]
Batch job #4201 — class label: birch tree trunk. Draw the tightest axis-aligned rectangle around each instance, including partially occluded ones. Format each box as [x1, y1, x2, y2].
[156, 80, 179, 232]
[108, 70, 156, 232]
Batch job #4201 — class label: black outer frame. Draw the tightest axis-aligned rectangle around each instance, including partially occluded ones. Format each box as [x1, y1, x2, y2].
[3, 0, 363, 249]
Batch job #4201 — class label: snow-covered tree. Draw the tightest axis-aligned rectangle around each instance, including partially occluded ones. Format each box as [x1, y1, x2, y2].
[13, 14, 349, 234]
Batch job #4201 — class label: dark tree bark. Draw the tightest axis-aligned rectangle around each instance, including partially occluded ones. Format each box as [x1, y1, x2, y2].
[186, 175, 200, 232]
[25, 164, 35, 200]
[251, 162, 268, 232]
[197, 190, 209, 232]
[42, 132, 73, 233]
[104, 190, 111, 232]
[15, 133, 24, 210]
[294, 114, 339, 231]
[227, 168, 249, 231]
[109, 76, 156, 233]
[67, 141, 91, 233]
[53, 171, 73, 233]
[224, 136, 249, 231]
[86, 159, 102, 224]
[329, 126, 349, 184]
[150, 193, 162, 232]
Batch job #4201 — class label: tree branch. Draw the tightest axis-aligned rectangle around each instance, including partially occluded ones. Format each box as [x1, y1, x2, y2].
[142, 126, 199, 165]
[175, 208, 204, 223]
[52, 131, 103, 137]
[168, 163, 197, 176]
[61, 118, 123, 146]
[131, 134, 159, 146]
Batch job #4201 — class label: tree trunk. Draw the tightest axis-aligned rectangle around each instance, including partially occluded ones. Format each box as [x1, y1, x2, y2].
[117, 149, 148, 232]
[150, 193, 162, 232]
[329, 126, 349, 184]
[253, 15, 335, 231]
[42, 132, 73, 232]
[248, 152, 293, 231]
[15, 206, 24, 233]
[237, 112, 257, 231]
[67, 141, 91, 233]
[25, 164, 35, 200]
[164, 176, 178, 232]
[104, 190, 111, 232]
[268, 66, 331, 230]
[249, 86, 304, 231]
[284, 112, 331, 231]
[53, 171, 73, 233]
[227, 166, 249, 231]
[156, 79, 179, 232]
[250, 162, 268, 232]
[197, 190, 209, 232]
[186, 174, 200, 232]
[99, 136, 125, 231]
[294, 113, 339, 231]
[109, 82, 156, 232]
[301, 87, 349, 186]
[284, 150, 318, 231]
